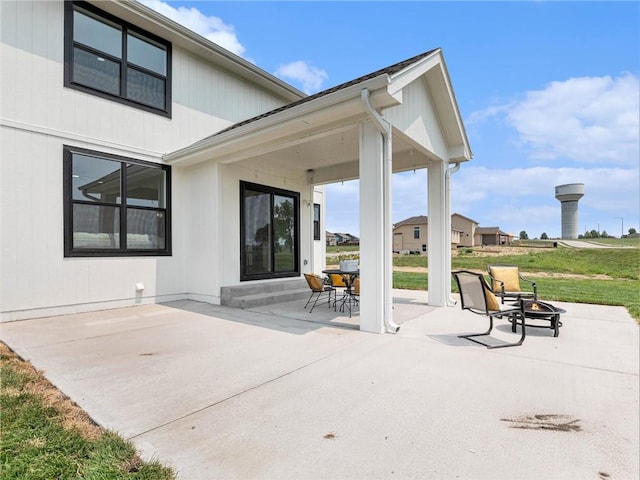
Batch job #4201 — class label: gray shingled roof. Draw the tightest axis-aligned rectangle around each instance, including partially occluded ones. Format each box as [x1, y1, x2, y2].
[209, 49, 439, 139]
[394, 215, 428, 227]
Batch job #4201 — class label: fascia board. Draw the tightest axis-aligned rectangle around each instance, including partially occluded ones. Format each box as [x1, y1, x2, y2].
[95, 0, 304, 102]
[386, 50, 442, 98]
[165, 75, 394, 165]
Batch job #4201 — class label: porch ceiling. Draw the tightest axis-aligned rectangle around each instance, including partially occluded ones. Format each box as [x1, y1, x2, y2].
[225, 122, 432, 185]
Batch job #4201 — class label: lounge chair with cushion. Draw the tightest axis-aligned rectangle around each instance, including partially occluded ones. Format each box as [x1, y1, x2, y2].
[453, 270, 527, 349]
[487, 264, 537, 304]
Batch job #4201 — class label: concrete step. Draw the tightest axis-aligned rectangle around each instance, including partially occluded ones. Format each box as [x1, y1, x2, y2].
[220, 278, 310, 309]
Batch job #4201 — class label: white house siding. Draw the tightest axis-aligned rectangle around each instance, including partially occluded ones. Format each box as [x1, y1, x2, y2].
[383, 79, 448, 161]
[213, 160, 313, 294]
[0, 0, 300, 320]
[312, 186, 326, 274]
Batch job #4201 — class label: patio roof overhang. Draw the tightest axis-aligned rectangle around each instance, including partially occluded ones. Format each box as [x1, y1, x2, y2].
[164, 49, 471, 184]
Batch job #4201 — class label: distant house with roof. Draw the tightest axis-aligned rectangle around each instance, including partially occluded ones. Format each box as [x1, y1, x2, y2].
[451, 213, 479, 247]
[393, 215, 463, 253]
[326, 232, 337, 247]
[393, 213, 514, 250]
[475, 227, 514, 246]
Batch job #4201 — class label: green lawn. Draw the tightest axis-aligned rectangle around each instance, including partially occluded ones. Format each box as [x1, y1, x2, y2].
[355, 247, 639, 320]
[0, 343, 175, 480]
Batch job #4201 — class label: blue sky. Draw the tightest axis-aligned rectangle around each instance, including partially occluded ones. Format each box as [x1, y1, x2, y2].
[145, 0, 639, 239]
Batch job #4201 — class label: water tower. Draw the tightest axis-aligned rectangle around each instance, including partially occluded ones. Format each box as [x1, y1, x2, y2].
[555, 183, 585, 239]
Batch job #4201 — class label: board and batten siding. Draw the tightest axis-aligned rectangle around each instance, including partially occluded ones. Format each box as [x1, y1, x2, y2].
[383, 79, 448, 161]
[0, 0, 298, 321]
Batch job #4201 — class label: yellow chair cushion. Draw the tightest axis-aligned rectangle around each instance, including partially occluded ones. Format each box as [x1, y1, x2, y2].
[329, 274, 347, 287]
[490, 266, 520, 292]
[484, 285, 501, 311]
[304, 273, 325, 291]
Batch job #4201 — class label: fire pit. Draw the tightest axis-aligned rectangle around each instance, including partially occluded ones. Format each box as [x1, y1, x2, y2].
[517, 300, 566, 337]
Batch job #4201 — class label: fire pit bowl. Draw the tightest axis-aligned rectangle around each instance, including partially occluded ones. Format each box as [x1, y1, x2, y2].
[516, 300, 566, 337]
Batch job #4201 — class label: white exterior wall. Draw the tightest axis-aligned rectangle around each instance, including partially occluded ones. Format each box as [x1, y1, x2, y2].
[213, 160, 313, 296]
[312, 186, 326, 274]
[0, 0, 296, 320]
[384, 79, 448, 160]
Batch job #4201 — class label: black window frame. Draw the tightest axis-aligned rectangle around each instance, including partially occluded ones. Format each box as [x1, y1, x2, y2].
[414, 226, 421, 239]
[313, 203, 321, 241]
[63, 145, 172, 257]
[240, 181, 300, 281]
[64, 1, 172, 117]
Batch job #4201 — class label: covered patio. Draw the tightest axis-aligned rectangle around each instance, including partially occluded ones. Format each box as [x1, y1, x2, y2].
[165, 49, 471, 334]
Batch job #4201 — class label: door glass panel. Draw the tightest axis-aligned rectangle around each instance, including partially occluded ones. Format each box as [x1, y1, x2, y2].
[274, 195, 295, 272]
[73, 9, 122, 58]
[244, 190, 272, 275]
[72, 204, 120, 249]
[127, 34, 166, 75]
[72, 155, 121, 203]
[126, 164, 165, 207]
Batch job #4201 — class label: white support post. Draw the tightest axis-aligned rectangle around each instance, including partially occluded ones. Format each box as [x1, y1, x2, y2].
[359, 121, 385, 333]
[427, 160, 448, 306]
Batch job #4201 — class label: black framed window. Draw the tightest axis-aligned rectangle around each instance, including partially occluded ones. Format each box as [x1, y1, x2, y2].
[241, 182, 299, 280]
[414, 226, 420, 239]
[313, 203, 321, 240]
[63, 146, 171, 257]
[64, 1, 172, 116]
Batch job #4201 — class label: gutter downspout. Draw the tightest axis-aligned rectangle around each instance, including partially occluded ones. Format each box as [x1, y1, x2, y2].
[446, 161, 461, 306]
[361, 89, 400, 333]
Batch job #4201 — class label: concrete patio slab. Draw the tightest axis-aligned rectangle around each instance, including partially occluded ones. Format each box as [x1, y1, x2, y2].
[1, 291, 637, 480]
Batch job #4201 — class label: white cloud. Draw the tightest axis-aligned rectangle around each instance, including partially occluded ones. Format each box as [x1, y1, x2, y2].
[469, 74, 640, 166]
[274, 61, 328, 94]
[452, 166, 639, 237]
[140, 0, 246, 57]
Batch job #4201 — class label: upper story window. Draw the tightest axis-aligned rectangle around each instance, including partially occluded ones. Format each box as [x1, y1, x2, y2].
[63, 146, 171, 257]
[64, 1, 172, 116]
[414, 226, 421, 239]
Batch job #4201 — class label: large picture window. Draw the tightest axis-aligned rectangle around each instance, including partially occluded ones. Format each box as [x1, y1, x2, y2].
[63, 146, 171, 257]
[64, 1, 171, 116]
[241, 182, 299, 280]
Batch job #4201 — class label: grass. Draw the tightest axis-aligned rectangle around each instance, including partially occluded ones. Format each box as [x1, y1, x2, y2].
[363, 247, 639, 320]
[0, 342, 175, 480]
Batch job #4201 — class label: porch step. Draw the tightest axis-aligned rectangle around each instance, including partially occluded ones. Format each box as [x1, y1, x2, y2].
[220, 278, 310, 309]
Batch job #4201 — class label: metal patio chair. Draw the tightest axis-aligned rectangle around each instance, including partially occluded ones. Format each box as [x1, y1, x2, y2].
[487, 265, 537, 304]
[303, 273, 336, 313]
[453, 270, 527, 349]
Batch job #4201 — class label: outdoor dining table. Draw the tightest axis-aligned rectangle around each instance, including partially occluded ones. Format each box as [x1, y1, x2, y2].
[322, 268, 360, 315]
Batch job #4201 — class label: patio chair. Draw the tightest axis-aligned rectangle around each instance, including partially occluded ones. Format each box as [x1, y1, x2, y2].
[452, 270, 527, 349]
[340, 276, 360, 318]
[487, 265, 537, 304]
[328, 273, 349, 308]
[303, 273, 336, 313]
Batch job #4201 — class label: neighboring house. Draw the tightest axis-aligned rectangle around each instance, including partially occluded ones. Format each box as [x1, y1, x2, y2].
[334, 233, 359, 245]
[393, 215, 464, 252]
[475, 227, 514, 246]
[1, 0, 472, 333]
[451, 213, 479, 247]
[326, 232, 337, 247]
[393, 215, 428, 253]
